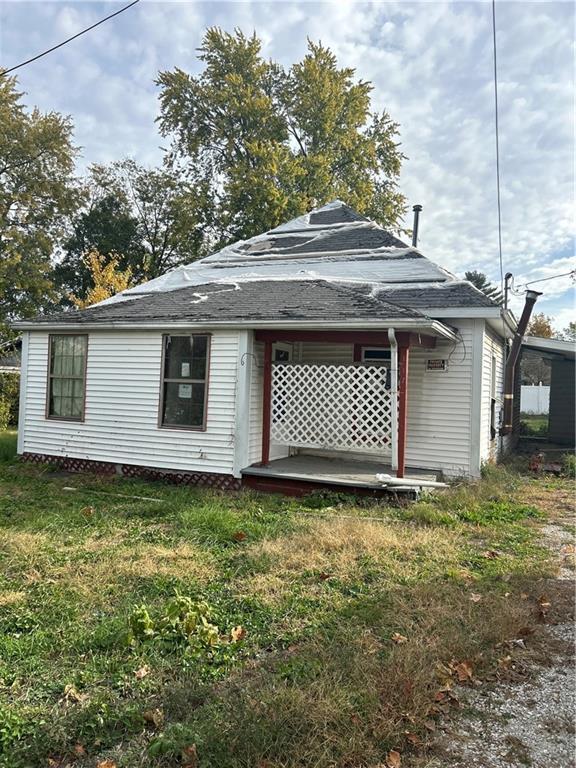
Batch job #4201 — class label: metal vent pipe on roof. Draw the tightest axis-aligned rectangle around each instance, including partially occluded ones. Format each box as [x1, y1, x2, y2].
[412, 205, 422, 247]
[500, 288, 542, 436]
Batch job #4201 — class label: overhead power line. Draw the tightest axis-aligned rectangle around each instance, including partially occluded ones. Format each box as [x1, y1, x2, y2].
[491, 0, 504, 293]
[522, 270, 576, 288]
[0, 0, 140, 76]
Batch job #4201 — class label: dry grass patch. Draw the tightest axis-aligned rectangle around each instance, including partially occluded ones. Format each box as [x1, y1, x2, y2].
[45, 540, 216, 603]
[240, 516, 464, 603]
[0, 590, 26, 606]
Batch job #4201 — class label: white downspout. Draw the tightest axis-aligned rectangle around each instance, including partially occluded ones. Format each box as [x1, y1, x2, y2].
[388, 328, 398, 471]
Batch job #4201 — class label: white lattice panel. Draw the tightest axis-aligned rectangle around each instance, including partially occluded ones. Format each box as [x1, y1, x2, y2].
[271, 363, 393, 454]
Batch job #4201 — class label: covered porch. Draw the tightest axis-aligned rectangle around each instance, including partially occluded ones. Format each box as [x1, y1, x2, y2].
[242, 324, 457, 491]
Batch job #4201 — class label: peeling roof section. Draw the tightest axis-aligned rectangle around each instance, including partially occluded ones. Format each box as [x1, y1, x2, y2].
[18, 201, 499, 329]
[27, 280, 426, 326]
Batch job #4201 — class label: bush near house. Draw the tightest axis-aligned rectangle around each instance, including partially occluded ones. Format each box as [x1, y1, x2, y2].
[0, 372, 19, 430]
[0, 442, 571, 768]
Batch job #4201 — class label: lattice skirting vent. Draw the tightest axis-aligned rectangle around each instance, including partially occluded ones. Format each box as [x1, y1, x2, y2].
[271, 363, 394, 454]
[20, 452, 241, 490]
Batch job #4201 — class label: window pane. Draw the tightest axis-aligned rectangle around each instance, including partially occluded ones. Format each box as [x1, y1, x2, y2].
[48, 335, 87, 419]
[162, 382, 205, 427]
[164, 335, 208, 380]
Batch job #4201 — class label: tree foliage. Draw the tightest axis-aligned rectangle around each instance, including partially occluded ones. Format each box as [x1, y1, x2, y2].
[527, 312, 554, 339]
[0, 77, 79, 339]
[556, 321, 575, 342]
[70, 250, 133, 309]
[54, 160, 203, 306]
[464, 270, 503, 305]
[157, 29, 407, 245]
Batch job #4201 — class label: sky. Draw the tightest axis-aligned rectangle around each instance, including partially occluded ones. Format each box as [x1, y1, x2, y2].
[1, 0, 574, 328]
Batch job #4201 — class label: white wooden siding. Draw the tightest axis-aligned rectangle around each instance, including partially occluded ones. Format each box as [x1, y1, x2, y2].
[298, 343, 353, 364]
[21, 330, 240, 475]
[404, 320, 475, 477]
[480, 327, 506, 463]
[248, 341, 264, 465]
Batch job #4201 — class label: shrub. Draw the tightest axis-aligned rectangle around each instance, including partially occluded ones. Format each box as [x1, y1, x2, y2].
[0, 372, 19, 426]
[127, 594, 245, 662]
[562, 453, 576, 479]
[0, 399, 10, 431]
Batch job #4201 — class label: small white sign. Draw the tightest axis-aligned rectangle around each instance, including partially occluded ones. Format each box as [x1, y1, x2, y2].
[178, 384, 192, 399]
[181, 362, 190, 377]
[427, 359, 447, 371]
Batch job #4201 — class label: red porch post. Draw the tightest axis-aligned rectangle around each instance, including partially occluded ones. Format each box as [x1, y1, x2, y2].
[397, 345, 410, 478]
[261, 338, 273, 465]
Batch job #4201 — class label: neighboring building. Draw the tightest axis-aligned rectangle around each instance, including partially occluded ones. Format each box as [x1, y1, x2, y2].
[520, 336, 575, 446]
[14, 201, 518, 492]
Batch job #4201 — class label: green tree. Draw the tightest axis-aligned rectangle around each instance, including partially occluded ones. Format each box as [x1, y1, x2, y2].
[157, 29, 407, 245]
[527, 312, 554, 338]
[54, 160, 204, 306]
[0, 77, 79, 339]
[556, 321, 575, 342]
[464, 270, 503, 305]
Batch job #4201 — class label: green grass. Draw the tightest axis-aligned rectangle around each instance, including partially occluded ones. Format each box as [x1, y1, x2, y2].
[519, 412, 549, 437]
[0, 431, 16, 462]
[0, 437, 568, 768]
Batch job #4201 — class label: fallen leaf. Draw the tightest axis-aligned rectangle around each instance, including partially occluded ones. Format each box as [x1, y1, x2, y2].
[481, 550, 500, 559]
[318, 572, 332, 581]
[386, 749, 401, 768]
[561, 543, 575, 555]
[538, 595, 551, 620]
[61, 684, 87, 705]
[143, 708, 164, 728]
[351, 713, 362, 726]
[469, 593, 482, 603]
[80, 506, 95, 518]
[424, 718, 436, 731]
[391, 632, 408, 644]
[96, 761, 117, 768]
[231, 625, 247, 642]
[73, 743, 86, 757]
[134, 664, 151, 679]
[405, 732, 421, 745]
[232, 531, 247, 542]
[520, 592, 529, 600]
[181, 744, 198, 768]
[454, 661, 473, 682]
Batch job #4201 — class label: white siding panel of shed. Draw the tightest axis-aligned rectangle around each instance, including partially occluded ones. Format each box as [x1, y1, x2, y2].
[405, 320, 475, 477]
[22, 330, 240, 474]
[480, 327, 505, 463]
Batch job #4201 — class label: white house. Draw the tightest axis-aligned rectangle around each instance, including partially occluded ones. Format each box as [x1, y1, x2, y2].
[15, 201, 524, 493]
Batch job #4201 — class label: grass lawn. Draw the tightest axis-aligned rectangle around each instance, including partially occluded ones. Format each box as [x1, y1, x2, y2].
[0, 433, 571, 768]
[519, 412, 549, 437]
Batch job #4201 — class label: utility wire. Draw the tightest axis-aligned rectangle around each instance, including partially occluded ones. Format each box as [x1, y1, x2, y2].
[491, 0, 504, 293]
[522, 270, 576, 288]
[0, 0, 140, 76]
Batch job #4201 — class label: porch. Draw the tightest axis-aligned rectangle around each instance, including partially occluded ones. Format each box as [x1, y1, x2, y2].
[242, 325, 458, 490]
[242, 454, 439, 496]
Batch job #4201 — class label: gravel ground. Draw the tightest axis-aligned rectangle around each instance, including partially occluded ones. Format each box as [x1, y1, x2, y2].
[426, 497, 576, 768]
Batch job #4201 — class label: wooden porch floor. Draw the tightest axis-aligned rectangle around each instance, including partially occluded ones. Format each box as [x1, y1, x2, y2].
[242, 454, 439, 490]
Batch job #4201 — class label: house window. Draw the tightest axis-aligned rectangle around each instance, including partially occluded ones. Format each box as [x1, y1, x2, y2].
[362, 348, 391, 364]
[160, 335, 210, 430]
[47, 335, 88, 421]
[361, 347, 392, 388]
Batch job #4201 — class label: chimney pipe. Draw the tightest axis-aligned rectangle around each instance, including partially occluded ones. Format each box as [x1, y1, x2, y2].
[411, 204, 422, 247]
[500, 289, 542, 436]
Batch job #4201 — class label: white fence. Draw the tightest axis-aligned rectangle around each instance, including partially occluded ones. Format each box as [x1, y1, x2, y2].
[520, 385, 550, 415]
[270, 363, 393, 454]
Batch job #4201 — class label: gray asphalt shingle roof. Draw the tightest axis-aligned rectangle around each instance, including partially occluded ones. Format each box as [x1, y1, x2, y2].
[26, 279, 495, 327]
